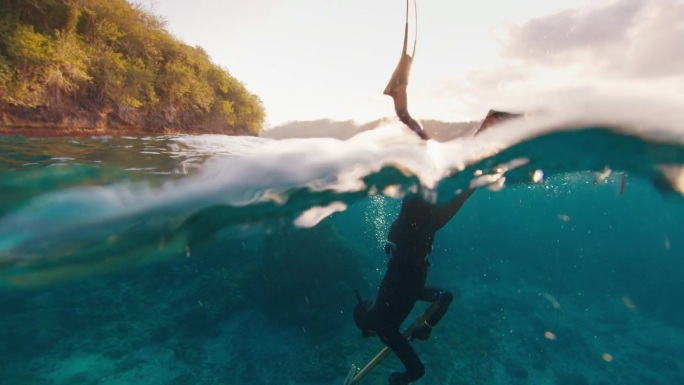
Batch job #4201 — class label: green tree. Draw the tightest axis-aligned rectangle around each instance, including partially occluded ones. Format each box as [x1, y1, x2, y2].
[0, 0, 265, 134]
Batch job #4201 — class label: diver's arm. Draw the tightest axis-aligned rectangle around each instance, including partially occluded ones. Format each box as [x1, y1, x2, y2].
[433, 188, 475, 230]
[431, 111, 522, 227]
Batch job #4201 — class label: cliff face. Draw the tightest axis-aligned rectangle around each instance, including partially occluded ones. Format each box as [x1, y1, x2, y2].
[0, 102, 256, 136]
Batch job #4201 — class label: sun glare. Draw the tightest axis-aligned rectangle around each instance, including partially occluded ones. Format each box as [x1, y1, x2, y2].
[153, 0, 601, 125]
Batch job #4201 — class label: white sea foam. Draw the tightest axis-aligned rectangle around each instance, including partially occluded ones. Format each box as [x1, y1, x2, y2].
[1, 89, 684, 275]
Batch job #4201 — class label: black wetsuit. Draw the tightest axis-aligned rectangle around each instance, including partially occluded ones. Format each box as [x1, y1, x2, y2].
[370, 190, 473, 384]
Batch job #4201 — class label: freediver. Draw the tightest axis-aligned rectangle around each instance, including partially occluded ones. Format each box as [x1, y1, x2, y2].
[353, 108, 519, 385]
[352, 8, 520, 385]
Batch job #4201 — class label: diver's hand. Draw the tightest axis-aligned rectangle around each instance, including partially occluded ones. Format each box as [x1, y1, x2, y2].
[389, 372, 409, 385]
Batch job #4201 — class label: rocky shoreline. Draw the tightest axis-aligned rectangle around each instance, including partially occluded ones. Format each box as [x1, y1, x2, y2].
[0, 125, 206, 138]
[0, 104, 257, 137]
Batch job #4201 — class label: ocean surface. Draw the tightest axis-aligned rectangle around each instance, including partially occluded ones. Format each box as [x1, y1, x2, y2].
[2, 92, 684, 385]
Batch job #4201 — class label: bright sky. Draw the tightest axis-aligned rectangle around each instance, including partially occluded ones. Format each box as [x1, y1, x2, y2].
[146, 0, 684, 127]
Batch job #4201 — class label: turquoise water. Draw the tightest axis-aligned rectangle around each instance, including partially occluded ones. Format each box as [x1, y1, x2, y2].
[2, 100, 684, 384]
